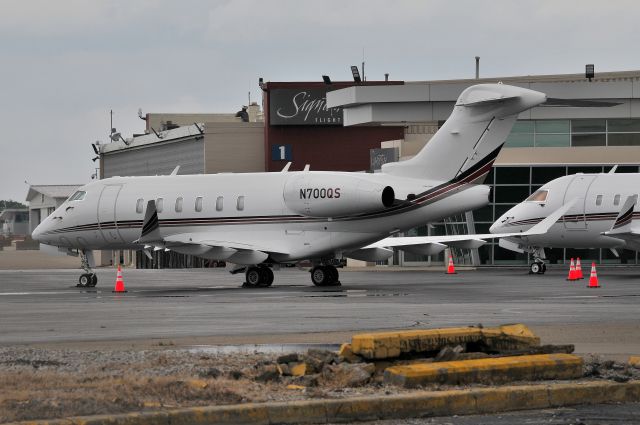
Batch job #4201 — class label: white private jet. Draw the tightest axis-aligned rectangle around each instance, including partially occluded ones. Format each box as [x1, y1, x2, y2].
[33, 83, 550, 288]
[490, 170, 640, 274]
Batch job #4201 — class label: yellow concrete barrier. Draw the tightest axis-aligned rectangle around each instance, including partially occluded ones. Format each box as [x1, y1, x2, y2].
[384, 353, 582, 388]
[7, 381, 640, 425]
[351, 324, 540, 360]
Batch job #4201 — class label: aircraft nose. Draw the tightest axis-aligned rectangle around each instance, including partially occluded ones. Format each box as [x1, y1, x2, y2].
[489, 221, 502, 234]
[31, 221, 48, 243]
[31, 223, 43, 242]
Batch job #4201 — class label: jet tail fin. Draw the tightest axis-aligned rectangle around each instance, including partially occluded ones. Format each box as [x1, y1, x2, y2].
[381, 84, 547, 182]
[605, 195, 637, 235]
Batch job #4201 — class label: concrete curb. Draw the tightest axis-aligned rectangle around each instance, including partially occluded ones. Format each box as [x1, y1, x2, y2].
[384, 354, 583, 387]
[8, 380, 640, 425]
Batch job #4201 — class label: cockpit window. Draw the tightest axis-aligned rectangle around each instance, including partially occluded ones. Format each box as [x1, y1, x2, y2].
[526, 189, 548, 203]
[68, 191, 86, 201]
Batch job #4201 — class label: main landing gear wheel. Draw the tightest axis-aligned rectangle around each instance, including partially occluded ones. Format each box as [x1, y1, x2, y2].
[78, 273, 97, 287]
[243, 266, 274, 288]
[310, 265, 341, 287]
[529, 262, 546, 275]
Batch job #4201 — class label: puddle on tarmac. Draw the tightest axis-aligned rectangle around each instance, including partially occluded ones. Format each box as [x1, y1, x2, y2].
[186, 343, 341, 355]
[302, 289, 408, 298]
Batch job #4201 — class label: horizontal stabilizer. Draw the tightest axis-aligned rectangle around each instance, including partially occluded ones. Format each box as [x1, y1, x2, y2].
[542, 98, 621, 108]
[456, 94, 519, 107]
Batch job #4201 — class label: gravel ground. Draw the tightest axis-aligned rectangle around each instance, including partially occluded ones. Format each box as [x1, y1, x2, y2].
[1, 345, 640, 423]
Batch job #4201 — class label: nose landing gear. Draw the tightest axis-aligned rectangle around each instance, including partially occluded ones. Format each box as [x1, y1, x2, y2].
[77, 250, 98, 287]
[529, 261, 546, 274]
[529, 247, 547, 274]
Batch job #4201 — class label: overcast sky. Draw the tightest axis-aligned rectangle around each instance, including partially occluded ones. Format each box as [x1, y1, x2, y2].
[1, 0, 639, 202]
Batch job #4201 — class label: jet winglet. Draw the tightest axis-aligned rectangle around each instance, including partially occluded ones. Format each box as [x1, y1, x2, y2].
[137, 200, 161, 243]
[522, 198, 577, 236]
[605, 195, 637, 235]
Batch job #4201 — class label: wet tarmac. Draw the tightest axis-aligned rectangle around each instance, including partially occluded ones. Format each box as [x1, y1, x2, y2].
[0, 266, 639, 356]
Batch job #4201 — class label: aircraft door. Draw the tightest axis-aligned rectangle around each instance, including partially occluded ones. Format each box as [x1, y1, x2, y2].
[98, 184, 125, 244]
[563, 174, 597, 230]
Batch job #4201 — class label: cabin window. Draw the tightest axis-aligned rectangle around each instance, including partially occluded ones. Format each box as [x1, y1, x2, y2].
[136, 198, 144, 214]
[596, 195, 603, 206]
[175, 197, 183, 213]
[195, 196, 203, 212]
[156, 198, 164, 213]
[614, 194, 621, 206]
[236, 196, 245, 211]
[69, 191, 86, 201]
[526, 189, 548, 203]
[216, 196, 224, 211]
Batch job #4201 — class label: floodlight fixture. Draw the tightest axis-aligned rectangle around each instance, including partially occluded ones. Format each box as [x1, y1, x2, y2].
[351, 65, 361, 83]
[322, 75, 332, 85]
[586, 64, 595, 81]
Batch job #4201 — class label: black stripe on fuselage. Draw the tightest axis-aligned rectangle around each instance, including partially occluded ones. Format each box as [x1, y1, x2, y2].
[506, 211, 640, 227]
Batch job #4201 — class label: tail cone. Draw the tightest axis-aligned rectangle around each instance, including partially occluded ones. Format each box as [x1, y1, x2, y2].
[587, 263, 600, 288]
[113, 264, 127, 293]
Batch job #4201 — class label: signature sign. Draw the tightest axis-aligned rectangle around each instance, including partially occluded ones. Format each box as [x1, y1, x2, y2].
[270, 88, 343, 125]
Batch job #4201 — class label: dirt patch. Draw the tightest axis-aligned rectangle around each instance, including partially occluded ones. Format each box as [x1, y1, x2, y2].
[1, 345, 639, 423]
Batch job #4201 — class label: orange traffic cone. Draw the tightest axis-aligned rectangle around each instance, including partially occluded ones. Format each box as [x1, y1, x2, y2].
[446, 253, 456, 274]
[575, 258, 584, 280]
[566, 258, 577, 281]
[113, 264, 127, 293]
[587, 263, 600, 288]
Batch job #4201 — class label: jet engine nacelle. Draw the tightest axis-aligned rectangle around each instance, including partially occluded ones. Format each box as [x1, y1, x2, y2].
[283, 174, 395, 218]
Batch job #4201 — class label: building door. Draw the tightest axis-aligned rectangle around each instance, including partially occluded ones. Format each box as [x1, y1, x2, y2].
[563, 174, 597, 230]
[98, 185, 125, 244]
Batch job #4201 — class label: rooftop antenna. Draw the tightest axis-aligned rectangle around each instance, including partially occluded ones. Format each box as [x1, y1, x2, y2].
[362, 47, 366, 82]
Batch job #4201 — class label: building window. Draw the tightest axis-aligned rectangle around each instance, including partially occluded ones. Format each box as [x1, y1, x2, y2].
[237, 196, 245, 211]
[536, 134, 570, 147]
[535, 120, 570, 134]
[596, 195, 603, 206]
[195, 196, 203, 212]
[175, 197, 183, 213]
[614, 194, 621, 206]
[216, 196, 224, 211]
[572, 119, 606, 133]
[608, 133, 640, 146]
[136, 198, 144, 214]
[572, 133, 606, 146]
[156, 198, 163, 213]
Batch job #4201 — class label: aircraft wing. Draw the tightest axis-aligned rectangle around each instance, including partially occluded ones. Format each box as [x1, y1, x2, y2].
[364, 199, 575, 252]
[163, 232, 290, 255]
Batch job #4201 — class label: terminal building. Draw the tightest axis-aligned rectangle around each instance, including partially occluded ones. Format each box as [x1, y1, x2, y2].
[94, 69, 640, 268]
